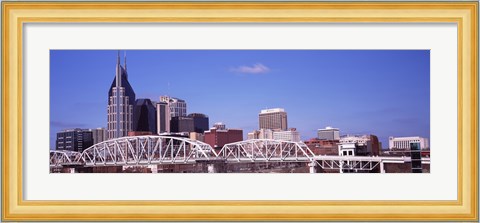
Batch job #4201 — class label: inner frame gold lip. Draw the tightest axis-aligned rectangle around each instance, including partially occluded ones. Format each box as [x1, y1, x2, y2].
[1, 1, 478, 221]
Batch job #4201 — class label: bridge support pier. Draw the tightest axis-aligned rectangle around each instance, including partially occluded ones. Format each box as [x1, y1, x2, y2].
[380, 161, 385, 173]
[207, 164, 217, 173]
[149, 165, 158, 173]
[308, 161, 317, 173]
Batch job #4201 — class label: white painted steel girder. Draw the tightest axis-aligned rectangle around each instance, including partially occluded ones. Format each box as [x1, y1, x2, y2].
[50, 135, 217, 167]
[219, 139, 316, 162]
[49, 150, 82, 167]
[50, 137, 430, 172]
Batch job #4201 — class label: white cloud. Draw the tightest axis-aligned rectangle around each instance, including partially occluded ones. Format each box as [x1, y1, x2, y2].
[230, 63, 270, 74]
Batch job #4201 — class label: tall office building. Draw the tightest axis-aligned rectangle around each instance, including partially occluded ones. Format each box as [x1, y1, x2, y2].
[188, 113, 209, 133]
[89, 127, 107, 144]
[317, 126, 340, 140]
[133, 98, 157, 134]
[259, 108, 288, 131]
[160, 96, 187, 117]
[56, 128, 93, 152]
[170, 116, 194, 133]
[107, 51, 136, 139]
[156, 101, 170, 134]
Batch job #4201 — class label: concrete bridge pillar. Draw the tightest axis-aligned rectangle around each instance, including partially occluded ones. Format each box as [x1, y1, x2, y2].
[149, 165, 158, 173]
[308, 161, 317, 173]
[207, 164, 217, 173]
[205, 160, 226, 173]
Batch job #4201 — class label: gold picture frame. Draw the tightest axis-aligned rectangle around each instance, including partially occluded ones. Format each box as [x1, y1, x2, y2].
[2, 1, 478, 221]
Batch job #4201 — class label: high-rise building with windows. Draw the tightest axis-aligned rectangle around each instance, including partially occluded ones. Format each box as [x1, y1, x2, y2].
[156, 101, 170, 134]
[160, 96, 187, 117]
[107, 51, 136, 139]
[133, 98, 157, 134]
[188, 113, 209, 133]
[170, 116, 194, 133]
[259, 108, 288, 131]
[89, 127, 107, 145]
[56, 128, 93, 152]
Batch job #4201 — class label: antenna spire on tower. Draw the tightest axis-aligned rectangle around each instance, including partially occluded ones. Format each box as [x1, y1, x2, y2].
[117, 50, 120, 65]
[124, 51, 127, 71]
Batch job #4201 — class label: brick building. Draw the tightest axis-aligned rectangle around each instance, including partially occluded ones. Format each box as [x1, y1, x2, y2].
[304, 138, 339, 155]
[204, 124, 243, 149]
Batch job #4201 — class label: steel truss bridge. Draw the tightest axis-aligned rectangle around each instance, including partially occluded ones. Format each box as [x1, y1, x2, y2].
[50, 136, 430, 173]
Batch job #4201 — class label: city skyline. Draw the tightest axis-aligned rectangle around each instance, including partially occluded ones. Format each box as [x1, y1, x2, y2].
[50, 50, 430, 149]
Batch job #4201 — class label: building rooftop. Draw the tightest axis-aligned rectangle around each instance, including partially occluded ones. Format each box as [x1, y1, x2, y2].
[341, 134, 370, 138]
[318, 126, 339, 131]
[188, 113, 208, 118]
[339, 143, 357, 149]
[260, 108, 285, 114]
[389, 136, 426, 140]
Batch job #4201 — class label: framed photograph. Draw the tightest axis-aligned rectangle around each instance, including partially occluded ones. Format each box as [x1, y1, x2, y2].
[2, 1, 478, 221]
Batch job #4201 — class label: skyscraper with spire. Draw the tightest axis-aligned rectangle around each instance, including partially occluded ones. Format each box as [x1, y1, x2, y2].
[107, 51, 136, 139]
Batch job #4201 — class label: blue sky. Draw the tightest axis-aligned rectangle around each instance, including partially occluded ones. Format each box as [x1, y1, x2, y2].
[50, 50, 430, 149]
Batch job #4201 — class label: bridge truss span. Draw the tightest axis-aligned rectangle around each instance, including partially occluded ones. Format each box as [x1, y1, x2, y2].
[50, 150, 83, 167]
[50, 136, 430, 173]
[219, 139, 316, 163]
[66, 136, 218, 167]
[315, 159, 380, 172]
